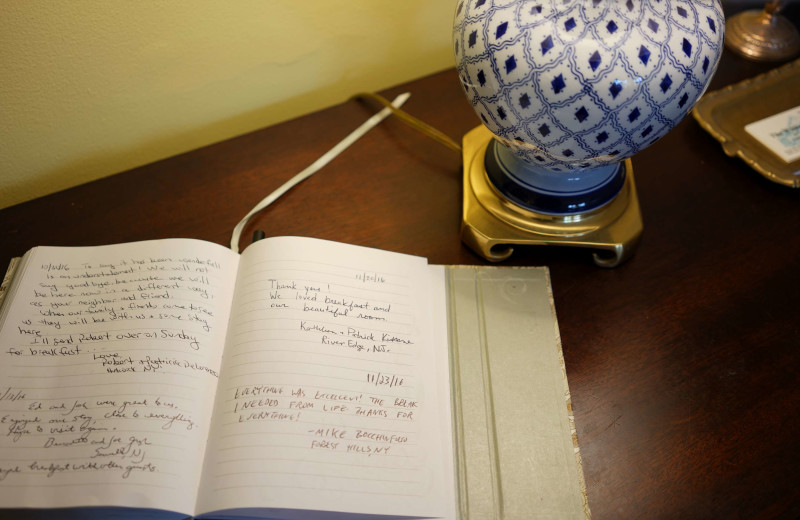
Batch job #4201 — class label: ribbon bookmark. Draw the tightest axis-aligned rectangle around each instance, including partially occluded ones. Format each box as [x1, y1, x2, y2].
[230, 92, 412, 253]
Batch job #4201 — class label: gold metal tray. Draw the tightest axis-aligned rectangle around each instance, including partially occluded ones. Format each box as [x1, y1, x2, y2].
[693, 58, 800, 187]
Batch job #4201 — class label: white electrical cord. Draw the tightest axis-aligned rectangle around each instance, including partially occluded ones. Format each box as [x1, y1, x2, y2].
[230, 92, 412, 253]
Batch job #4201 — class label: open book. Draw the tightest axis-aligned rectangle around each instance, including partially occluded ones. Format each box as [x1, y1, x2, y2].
[0, 237, 588, 519]
[0, 237, 455, 519]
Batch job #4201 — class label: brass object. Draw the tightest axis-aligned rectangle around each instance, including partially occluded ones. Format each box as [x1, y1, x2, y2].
[693, 58, 800, 187]
[461, 126, 643, 268]
[725, 1, 800, 61]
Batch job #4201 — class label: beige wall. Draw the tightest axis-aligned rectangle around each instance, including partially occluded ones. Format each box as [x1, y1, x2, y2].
[0, 1, 455, 209]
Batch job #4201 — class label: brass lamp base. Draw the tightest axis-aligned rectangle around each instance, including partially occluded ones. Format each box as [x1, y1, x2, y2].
[461, 126, 643, 268]
[725, 5, 800, 62]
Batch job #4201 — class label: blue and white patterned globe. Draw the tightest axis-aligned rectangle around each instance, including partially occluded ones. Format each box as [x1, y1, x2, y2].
[453, 0, 725, 172]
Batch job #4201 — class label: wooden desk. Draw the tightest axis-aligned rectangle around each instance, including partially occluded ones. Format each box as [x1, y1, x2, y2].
[1, 50, 799, 518]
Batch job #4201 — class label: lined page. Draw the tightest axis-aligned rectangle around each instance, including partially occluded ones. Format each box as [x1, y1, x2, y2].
[197, 237, 453, 519]
[0, 239, 239, 514]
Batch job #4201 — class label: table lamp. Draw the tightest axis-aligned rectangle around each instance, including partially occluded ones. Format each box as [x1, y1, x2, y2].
[453, 0, 725, 266]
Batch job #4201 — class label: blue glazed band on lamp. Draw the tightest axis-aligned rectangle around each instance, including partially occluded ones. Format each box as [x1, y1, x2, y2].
[485, 138, 626, 214]
[453, 0, 725, 264]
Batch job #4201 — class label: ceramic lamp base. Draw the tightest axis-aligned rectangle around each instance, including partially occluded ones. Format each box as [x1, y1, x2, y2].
[461, 126, 643, 267]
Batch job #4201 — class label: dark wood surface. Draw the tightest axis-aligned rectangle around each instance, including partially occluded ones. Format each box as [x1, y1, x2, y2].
[2, 47, 799, 518]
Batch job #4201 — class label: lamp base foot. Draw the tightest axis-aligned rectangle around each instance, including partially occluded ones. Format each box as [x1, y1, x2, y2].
[461, 126, 643, 268]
